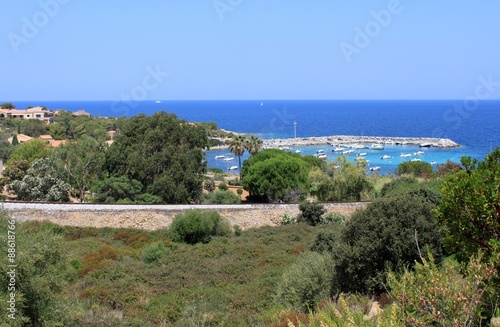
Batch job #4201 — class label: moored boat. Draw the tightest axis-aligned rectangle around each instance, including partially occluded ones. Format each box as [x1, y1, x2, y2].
[380, 155, 391, 159]
[371, 143, 384, 150]
[400, 153, 411, 158]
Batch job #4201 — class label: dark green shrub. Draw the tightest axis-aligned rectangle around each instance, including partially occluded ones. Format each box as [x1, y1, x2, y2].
[310, 229, 339, 253]
[218, 182, 228, 191]
[332, 194, 443, 294]
[209, 190, 240, 204]
[275, 251, 335, 312]
[142, 242, 169, 263]
[169, 210, 231, 244]
[204, 179, 216, 193]
[321, 212, 346, 225]
[233, 225, 242, 237]
[297, 201, 326, 226]
[395, 161, 434, 178]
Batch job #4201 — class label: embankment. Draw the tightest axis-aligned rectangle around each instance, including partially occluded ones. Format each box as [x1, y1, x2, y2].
[2, 202, 368, 230]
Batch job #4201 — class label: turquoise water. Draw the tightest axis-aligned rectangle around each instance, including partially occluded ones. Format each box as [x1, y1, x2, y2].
[206, 144, 481, 175]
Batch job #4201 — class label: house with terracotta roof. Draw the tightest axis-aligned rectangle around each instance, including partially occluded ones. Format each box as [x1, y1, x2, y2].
[39, 134, 54, 143]
[7, 134, 33, 144]
[0, 106, 54, 124]
[50, 140, 68, 147]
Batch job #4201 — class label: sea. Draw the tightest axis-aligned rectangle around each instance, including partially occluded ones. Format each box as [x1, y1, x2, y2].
[13, 100, 500, 175]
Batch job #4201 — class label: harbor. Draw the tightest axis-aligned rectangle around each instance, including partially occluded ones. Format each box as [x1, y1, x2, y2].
[207, 135, 471, 176]
[262, 135, 460, 149]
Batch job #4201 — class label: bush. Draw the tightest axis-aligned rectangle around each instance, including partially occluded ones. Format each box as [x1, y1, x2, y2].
[310, 229, 339, 253]
[218, 182, 228, 191]
[275, 251, 335, 312]
[321, 212, 346, 225]
[333, 194, 443, 294]
[280, 213, 298, 225]
[169, 210, 232, 244]
[142, 242, 169, 263]
[203, 179, 215, 193]
[297, 201, 326, 226]
[388, 254, 497, 326]
[395, 161, 434, 178]
[209, 190, 240, 204]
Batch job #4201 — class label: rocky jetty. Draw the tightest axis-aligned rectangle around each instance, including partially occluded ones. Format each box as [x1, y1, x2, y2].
[263, 135, 459, 149]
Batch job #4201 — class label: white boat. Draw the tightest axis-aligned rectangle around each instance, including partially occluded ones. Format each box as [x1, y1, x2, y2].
[155, 100, 161, 104]
[355, 156, 367, 161]
[333, 147, 345, 152]
[400, 153, 412, 158]
[342, 149, 355, 155]
[352, 144, 369, 149]
[371, 144, 384, 150]
[419, 143, 432, 148]
[384, 140, 395, 145]
[316, 149, 326, 154]
[380, 155, 391, 159]
[295, 149, 302, 153]
[223, 156, 234, 161]
[228, 166, 238, 170]
[414, 151, 425, 156]
[215, 155, 225, 159]
[411, 158, 422, 162]
[316, 154, 328, 160]
[260, 102, 264, 107]
[430, 161, 438, 165]
[369, 166, 381, 171]
[356, 152, 367, 157]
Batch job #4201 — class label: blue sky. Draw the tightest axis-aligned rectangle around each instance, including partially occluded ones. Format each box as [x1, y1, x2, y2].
[1, 0, 500, 101]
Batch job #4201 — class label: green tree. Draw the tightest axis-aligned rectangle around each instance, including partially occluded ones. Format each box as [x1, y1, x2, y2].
[0, 102, 15, 109]
[11, 134, 19, 146]
[18, 119, 47, 138]
[297, 201, 326, 226]
[229, 135, 246, 179]
[92, 176, 144, 203]
[275, 251, 334, 312]
[169, 210, 232, 244]
[104, 112, 208, 203]
[0, 213, 73, 326]
[245, 135, 263, 156]
[333, 194, 443, 294]
[203, 179, 216, 193]
[0, 141, 15, 161]
[241, 149, 311, 202]
[310, 156, 372, 201]
[11, 158, 71, 202]
[53, 135, 105, 202]
[7, 139, 49, 165]
[434, 148, 500, 263]
[395, 161, 434, 178]
[0, 160, 30, 188]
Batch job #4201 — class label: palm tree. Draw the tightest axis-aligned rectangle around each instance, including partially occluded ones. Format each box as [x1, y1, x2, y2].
[245, 135, 263, 156]
[229, 135, 246, 179]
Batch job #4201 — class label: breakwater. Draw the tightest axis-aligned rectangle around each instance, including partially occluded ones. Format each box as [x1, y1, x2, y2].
[263, 135, 460, 149]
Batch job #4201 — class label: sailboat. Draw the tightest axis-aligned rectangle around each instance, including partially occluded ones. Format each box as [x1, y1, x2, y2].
[260, 102, 264, 107]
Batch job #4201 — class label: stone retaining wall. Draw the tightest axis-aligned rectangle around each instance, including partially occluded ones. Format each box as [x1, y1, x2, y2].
[5, 202, 368, 230]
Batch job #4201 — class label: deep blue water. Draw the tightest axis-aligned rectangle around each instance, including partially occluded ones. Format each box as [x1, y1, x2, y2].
[13, 100, 500, 174]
